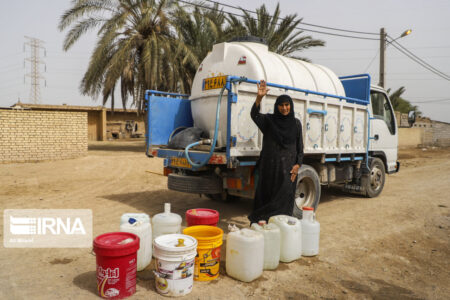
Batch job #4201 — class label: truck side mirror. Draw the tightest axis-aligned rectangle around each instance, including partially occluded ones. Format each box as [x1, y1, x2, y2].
[408, 111, 416, 127]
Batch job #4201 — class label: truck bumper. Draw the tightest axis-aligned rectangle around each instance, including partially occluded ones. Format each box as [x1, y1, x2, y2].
[388, 161, 400, 174]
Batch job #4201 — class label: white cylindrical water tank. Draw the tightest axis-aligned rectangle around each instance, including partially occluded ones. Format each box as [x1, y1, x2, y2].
[190, 40, 346, 147]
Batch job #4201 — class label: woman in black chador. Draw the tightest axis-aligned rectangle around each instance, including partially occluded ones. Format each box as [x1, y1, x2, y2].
[248, 80, 303, 224]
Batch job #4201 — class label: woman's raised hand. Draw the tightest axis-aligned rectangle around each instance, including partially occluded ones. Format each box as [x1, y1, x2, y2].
[257, 80, 269, 98]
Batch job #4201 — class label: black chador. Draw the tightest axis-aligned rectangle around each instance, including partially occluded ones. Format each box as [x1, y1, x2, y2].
[248, 95, 304, 223]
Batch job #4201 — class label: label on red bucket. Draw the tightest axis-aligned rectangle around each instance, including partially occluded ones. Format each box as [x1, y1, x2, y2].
[96, 256, 137, 298]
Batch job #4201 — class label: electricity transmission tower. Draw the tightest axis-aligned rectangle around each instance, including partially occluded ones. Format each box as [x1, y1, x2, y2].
[24, 36, 46, 104]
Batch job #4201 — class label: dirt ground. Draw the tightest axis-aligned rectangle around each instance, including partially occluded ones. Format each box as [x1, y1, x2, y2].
[0, 141, 449, 300]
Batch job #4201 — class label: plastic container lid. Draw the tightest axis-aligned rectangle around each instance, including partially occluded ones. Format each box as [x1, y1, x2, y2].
[183, 225, 223, 244]
[302, 207, 314, 211]
[93, 232, 140, 257]
[120, 213, 150, 225]
[186, 208, 219, 225]
[153, 234, 197, 253]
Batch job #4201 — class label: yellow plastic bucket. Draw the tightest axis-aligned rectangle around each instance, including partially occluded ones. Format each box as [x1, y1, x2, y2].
[183, 225, 223, 281]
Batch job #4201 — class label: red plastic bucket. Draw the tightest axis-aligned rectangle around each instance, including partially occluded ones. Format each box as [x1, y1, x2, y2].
[93, 232, 140, 299]
[186, 208, 219, 227]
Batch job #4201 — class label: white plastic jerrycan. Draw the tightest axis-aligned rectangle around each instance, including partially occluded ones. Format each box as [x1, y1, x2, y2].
[251, 220, 280, 270]
[120, 217, 152, 271]
[226, 225, 264, 282]
[268, 215, 302, 262]
[120, 213, 150, 226]
[301, 207, 320, 256]
[152, 203, 182, 240]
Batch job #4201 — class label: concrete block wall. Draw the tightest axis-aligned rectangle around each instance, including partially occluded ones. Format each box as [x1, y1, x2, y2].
[431, 121, 450, 147]
[0, 110, 87, 163]
[398, 128, 423, 148]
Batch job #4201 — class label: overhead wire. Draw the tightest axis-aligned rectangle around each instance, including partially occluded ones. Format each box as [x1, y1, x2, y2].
[202, 0, 379, 35]
[364, 49, 380, 72]
[389, 42, 450, 81]
[410, 98, 450, 103]
[388, 35, 450, 80]
[178, 0, 379, 40]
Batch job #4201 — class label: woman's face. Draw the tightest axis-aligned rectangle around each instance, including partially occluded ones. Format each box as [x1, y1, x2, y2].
[278, 102, 290, 116]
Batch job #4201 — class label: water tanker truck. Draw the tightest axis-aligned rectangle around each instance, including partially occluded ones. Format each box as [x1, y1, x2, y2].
[145, 38, 399, 215]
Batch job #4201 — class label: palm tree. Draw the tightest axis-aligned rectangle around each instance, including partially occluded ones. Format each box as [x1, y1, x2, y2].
[59, 0, 197, 111]
[59, 1, 325, 110]
[170, 3, 228, 91]
[226, 3, 325, 60]
[387, 86, 421, 114]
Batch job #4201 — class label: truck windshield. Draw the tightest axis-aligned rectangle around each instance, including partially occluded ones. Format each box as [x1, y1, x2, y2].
[370, 91, 396, 135]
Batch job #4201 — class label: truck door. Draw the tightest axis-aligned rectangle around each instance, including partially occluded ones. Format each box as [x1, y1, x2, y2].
[369, 90, 398, 172]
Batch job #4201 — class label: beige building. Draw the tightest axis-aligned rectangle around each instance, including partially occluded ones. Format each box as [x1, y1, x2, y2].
[10, 103, 145, 141]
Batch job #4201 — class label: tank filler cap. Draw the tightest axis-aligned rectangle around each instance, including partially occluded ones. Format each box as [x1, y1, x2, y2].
[227, 35, 268, 45]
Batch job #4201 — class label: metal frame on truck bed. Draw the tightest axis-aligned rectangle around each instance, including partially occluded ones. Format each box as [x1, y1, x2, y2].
[145, 74, 399, 213]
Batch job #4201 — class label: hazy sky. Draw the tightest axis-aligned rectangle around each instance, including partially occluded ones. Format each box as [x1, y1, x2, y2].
[1, 0, 449, 122]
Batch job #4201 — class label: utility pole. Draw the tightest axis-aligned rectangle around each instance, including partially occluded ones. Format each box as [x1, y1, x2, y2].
[24, 36, 46, 104]
[379, 28, 386, 88]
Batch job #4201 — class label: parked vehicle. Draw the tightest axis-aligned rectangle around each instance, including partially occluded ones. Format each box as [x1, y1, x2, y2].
[145, 39, 399, 214]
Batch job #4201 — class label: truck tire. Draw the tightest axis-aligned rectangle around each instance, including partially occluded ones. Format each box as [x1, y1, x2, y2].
[362, 157, 385, 198]
[292, 165, 321, 219]
[168, 173, 223, 194]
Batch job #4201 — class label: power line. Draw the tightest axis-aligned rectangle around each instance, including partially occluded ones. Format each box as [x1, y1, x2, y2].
[203, 0, 379, 35]
[389, 43, 450, 81]
[410, 98, 450, 103]
[363, 49, 379, 72]
[388, 36, 450, 80]
[178, 0, 379, 41]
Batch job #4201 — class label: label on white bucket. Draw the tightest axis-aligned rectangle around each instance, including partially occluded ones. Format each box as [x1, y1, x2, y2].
[153, 234, 197, 297]
[155, 258, 195, 296]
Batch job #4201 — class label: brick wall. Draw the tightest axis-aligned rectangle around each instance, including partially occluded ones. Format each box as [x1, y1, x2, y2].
[0, 109, 87, 163]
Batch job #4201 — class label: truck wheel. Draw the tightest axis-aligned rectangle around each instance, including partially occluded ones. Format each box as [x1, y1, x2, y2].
[362, 157, 385, 198]
[292, 165, 321, 219]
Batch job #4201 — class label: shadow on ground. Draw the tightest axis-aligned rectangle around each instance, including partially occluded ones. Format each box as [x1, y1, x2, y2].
[101, 186, 363, 232]
[340, 278, 420, 300]
[73, 271, 97, 296]
[320, 186, 365, 204]
[101, 189, 253, 232]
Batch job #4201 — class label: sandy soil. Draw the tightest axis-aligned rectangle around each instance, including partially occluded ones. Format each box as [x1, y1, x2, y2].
[0, 141, 449, 300]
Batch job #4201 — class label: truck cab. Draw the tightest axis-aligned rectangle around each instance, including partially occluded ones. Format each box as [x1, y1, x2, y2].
[369, 85, 399, 174]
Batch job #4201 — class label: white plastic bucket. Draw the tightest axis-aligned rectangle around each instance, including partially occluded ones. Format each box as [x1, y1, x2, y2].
[153, 234, 198, 297]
